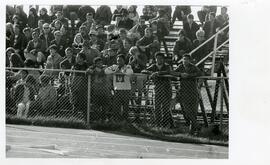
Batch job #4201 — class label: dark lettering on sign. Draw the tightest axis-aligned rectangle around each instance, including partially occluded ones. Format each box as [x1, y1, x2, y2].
[116, 75, 125, 83]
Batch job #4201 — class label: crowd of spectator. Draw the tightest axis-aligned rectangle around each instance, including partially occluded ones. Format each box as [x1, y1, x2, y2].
[6, 5, 229, 133]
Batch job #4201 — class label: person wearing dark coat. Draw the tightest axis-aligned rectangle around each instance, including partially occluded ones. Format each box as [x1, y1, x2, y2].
[183, 14, 200, 42]
[172, 54, 202, 134]
[95, 5, 112, 26]
[117, 9, 134, 30]
[203, 12, 221, 39]
[27, 7, 39, 29]
[143, 52, 174, 128]
[172, 5, 191, 25]
[39, 8, 51, 23]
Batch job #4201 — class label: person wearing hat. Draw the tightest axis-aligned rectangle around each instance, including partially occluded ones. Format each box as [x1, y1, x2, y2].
[172, 29, 192, 63]
[171, 54, 202, 135]
[23, 27, 32, 43]
[117, 9, 134, 30]
[142, 52, 174, 128]
[105, 54, 133, 121]
[183, 14, 200, 42]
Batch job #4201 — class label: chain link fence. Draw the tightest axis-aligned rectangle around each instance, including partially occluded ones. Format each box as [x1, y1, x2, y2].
[6, 67, 228, 141]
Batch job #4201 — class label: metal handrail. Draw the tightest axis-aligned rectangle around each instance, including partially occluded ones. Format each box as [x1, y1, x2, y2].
[195, 39, 229, 66]
[189, 24, 229, 56]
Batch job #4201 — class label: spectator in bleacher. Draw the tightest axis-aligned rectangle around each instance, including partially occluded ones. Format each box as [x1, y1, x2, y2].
[25, 31, 45, 64]
[72, 32, 84, 52]
[89, 30, 105, 52]
[118, 28, 132, 50]
[95, 5, 112, 26]
[96, 25, 107, 43]
[102, 39, 121, 66]
[183, 14, 200, 42]
[79, 40, 101, 66]
[51, 20, 62, 34]
[6, 5, 15, 23]
[32, 74, 57, 116]
[197, 6, 210, 25]
[27, 7, 39, 29]
[60, 25, 72, 48]
[49, 5, 63, 21]
[172, 54, 202, 135]
[88, 57, 111, 121]
[150, 8, 170, 30]
[172, 6, 191, 25]
[6, 47, 16, 67]
[39, 23, 54, 56]
[12, 24, 27, 60]
[105, 54, 133, 121]
[77, 5, 96, 27]
[216, 7, 229, 26]
[150, 20, 169, 56]
[122, 38, 133, 61]
[39, 8, 51, 24]
[203, 12, 221, 39]
[112, 5, 123, 21]
[129, 16, 148, 39]
[128, 5, 139, 26]
[24, 59, 41, 81]
[156, 5, 172, 22]
[71, 52, 88, 121]
[173, 29, 192, 63]
[6, 22, 15, 47]
[14, 73, 35, 118]
[60, 47, 75, 70]
[50, 30, 66, 57]
[9, 53, 24, 70]
[143, 52, 174, 128]
[192, 29, 208, 71]
[14, 5, 28, 30]
[128, 46, 147, 105]
[37, 19, 45, 35]
[51, 11, 69, 29]
[117, 9, 134, 30]
[23, 27, 32, 44]
[43, 44, 63, 76]
[145, 5, 157, 20]
[24, 49, 45, 69]
[136, 27, 160, 63]
[62, 5, 80, 20]
[82, 13, 96, 34]
[78, 25, 90, 41]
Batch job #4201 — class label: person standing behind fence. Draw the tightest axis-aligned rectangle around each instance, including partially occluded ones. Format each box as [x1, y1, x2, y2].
[142, 52, 174, 128]
[71, 52, 88, 121]
[31, 74, 57, 116]
[88, 57, 111, 121]
[105, 54, 133, 122]
[171, 54, 202, 135]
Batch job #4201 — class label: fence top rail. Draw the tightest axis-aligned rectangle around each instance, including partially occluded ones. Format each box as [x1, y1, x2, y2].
[6, 67, 228, 80]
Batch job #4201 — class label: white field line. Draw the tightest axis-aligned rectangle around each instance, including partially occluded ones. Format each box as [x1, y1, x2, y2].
[7, 134, 228, 155]
[6, 127, 228, 151]
[7, 144, 198, 159]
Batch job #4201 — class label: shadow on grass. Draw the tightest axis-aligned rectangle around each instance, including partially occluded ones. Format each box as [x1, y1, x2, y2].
[6, 115, 228, 146]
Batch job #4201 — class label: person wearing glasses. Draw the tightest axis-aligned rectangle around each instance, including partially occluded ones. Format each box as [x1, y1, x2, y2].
[39, 23, 54, 56]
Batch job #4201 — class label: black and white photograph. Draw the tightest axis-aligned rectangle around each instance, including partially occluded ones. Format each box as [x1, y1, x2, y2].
[4, 3, 230, 159]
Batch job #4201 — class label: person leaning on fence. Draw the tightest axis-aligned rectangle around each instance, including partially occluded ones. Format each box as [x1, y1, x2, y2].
[70, 52, 88, 121]
[13, 73, 36, 118]
[88, 57, 111, 121]
[171, 54, 202, 135]
[105, 54, 133, 122]
[142, 52, 174, 128]
[30, 74, 57, 117]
